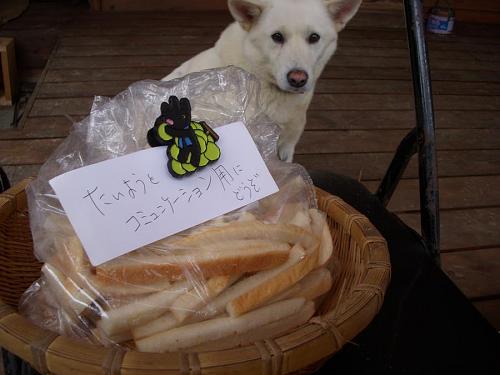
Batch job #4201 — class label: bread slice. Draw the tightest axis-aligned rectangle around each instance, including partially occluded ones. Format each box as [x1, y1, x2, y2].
[135, 298, 306, 353]
[288, 210, 312, 231]
[132, 312, 180, 341]
[187, 301, 315, 352]
[132, 276, 237, 340]
[309, 209, 333, 267]
[96, 240, 290, 284]
[270, 267, 333, 303]
[42, 263, 96, 316]
[173, 221, 318, 249]
[170, 275, 238, 322]
[82, 273, 174, 297]
[160, 248, 303, 326]
[97, 280, 189, 336]
[226, 244, 319, 317]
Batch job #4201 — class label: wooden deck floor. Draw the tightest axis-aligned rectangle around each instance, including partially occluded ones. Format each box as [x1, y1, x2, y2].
[1, 4, 499, 329]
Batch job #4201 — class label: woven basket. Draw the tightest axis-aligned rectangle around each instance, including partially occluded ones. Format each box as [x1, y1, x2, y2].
[0, 179, 390, 374]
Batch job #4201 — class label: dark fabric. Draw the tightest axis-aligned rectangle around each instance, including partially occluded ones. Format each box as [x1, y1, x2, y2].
[310, 171, 500, 374]
[0, 167, 10, 193]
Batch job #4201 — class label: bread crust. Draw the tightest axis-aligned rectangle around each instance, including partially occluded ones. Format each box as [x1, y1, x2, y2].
[226, 244, 319, 317]
[135, 298, 306, 353]
[96, 241, 291, 284]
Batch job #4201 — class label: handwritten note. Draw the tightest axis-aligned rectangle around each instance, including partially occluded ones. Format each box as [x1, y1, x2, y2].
[50, 122, 278, 266]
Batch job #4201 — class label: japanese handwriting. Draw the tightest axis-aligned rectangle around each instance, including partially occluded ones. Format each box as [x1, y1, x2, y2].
[83, 165, 263, 233]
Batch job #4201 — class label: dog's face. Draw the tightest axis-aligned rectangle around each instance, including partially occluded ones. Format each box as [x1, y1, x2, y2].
[229, 0, 361, 93]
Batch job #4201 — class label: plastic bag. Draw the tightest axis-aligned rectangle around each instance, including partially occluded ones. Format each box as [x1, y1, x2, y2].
[20, 66, 336, 352]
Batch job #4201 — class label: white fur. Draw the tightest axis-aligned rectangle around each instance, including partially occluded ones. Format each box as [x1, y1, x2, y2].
[162, 0, 361, 162]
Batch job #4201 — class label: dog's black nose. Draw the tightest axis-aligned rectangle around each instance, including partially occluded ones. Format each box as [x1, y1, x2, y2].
[287, 69, 308, 88]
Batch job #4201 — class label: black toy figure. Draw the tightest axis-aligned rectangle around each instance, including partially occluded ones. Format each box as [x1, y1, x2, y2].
[147, 96, 221, 178]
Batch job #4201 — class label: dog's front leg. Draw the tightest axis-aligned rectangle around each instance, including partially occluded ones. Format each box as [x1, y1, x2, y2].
[277, 114, 306, 162]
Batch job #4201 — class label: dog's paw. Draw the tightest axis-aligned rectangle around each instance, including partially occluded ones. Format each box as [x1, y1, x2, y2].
[278, 143, 295, 163]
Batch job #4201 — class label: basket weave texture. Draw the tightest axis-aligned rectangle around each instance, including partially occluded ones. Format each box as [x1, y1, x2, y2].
[0, 179, 390, 374]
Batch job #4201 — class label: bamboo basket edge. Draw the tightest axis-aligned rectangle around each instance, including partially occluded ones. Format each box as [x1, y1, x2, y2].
[0, 180, 391, 374]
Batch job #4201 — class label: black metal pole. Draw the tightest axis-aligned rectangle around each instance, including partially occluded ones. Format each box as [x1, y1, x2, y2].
[376, 128, 418, 207]
[403, 0, 441, 264]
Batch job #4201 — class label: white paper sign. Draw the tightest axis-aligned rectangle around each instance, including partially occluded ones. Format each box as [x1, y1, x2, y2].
[50, 122, 278, 266]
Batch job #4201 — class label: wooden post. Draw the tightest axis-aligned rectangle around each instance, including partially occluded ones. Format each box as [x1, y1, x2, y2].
[89, 0, 102, 11]
[0, 38, 18, 106]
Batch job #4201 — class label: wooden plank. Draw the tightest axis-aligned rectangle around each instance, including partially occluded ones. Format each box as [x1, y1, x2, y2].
[55, 44, 215, 57]
[44, 63, 500, 83]
[429, 81, 500, 96]
[45, 67, 168, 82]
[2, 111, 408, 141]
[296, 129, 500, 153]
[364, 176, 500, 212]
[59, 35, 217, 47]
[61, 26, 225, 37]
[54, 43, 498, 63]
[58, 25, 500, 47]
[430, 69, 500, 83]
[38, 81, 132, 98]
[56, 34, 500, 55]
[5, 141, 500, 181]
[54, 42, 500, 64]
[426, 0, 500, 12]
[99, 0, 227, 12]
[15, 108, 498, 141]
[398, 207, 500, 251]
[45, 65, 412, 81]
[89, 0, 404, 26]
[316, 80, 500, 96]
[62, 16, 231, 29]
[50, 55, 189, 69]
[35, 78, 495, 98]
[325, 54, 500, 72]
[56, 32, 500, 56]
[47, 55, 500, 81]
[30, 94, 500, 115]
[30, 98, 94, 117]
[474, 299, 500, 330]
[442, 248, 500, 300]
[0, 38, 18, 105]
[294, 149, 500, 181]
[310, 94, 500, 111]
[71, 10, 228, 20]
[308, 110, 500, 130]
[0, 116, 82, 140]
[22, 116, 81, 138]
[25, 95, 500, 145]
[0, 139, 63, 165]
[428, 111, 500, 129]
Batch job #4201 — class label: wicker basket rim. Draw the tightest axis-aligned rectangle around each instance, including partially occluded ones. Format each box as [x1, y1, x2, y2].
[0, 180, 391, 374]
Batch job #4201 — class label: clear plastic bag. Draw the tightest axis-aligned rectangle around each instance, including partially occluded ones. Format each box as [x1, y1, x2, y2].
[20, 66, 336, 352]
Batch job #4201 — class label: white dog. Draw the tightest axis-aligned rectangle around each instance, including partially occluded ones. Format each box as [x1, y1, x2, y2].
[162, 0, 362, 162]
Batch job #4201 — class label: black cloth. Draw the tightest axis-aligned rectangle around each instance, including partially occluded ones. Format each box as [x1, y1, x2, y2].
[0, 167, 10, 194]
[310, 171, 500, 374]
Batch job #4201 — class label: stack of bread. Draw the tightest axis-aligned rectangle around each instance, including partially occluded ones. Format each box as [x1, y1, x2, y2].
[23, 175, 335, 353]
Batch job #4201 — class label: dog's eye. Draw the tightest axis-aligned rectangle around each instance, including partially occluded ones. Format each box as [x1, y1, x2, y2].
[308, 33, 320, 44]
[271, 32, 285, 44]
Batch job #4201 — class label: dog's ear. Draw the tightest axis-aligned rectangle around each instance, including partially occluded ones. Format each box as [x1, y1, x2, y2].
[324, 0, 362, 32]
[228, 0, 264, 31]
